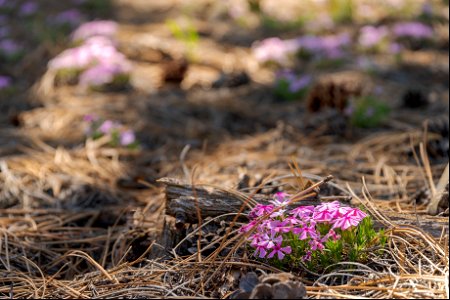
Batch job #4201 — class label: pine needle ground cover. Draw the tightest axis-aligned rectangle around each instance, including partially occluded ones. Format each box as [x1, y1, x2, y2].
[0, 0, 448, 298]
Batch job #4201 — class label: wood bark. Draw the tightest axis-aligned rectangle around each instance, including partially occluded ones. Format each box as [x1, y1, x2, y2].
[158, 177, 321, 226]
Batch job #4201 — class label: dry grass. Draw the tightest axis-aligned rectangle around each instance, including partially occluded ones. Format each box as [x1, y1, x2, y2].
[0, 124, 448, 298]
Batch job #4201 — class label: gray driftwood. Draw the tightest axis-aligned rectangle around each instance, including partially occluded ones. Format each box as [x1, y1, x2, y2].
[158, 177, 321, 226]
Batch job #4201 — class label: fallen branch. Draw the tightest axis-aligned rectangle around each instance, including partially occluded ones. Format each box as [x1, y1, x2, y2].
[158, 177, 322, 226]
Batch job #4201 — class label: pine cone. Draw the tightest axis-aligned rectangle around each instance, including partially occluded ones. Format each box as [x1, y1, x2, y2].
[230, 272, 306, 299]
[162, 59, 188, 83]
[306, 79, 364, 113]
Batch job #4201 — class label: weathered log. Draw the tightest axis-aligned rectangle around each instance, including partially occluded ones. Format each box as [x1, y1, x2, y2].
[158, 177, 323, 226]
[158, 177, 448, 238]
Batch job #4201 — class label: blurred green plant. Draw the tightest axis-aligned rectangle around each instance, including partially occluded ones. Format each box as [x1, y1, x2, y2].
[166, 18, 199, 62]
[329, 0, 353, 24]
[81, 0, 112, 16]
[350, 96, 390, 128]
[84, 116, 139, 149]
[274, 73, 311, 101]
[261, 15, 306, 31]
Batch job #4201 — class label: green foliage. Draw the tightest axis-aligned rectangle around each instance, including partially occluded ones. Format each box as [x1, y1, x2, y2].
[81, 0, 112, 16]
[0, 51, 24, 64]
[269, 215, 386, 274]
[315, 57, 346, 69]
[274, 78, 309, 102]
[166, 19, 199, 62]
[350, 96, 390, 128]
[329, 0, 353, 24]
[55, 69, 81, 85]
[261, 15, 306, 31]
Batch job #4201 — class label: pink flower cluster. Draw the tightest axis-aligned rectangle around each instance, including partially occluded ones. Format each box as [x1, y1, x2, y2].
[84, 114, 137, 147]
[252, 32, 351, 64]
[241, 192, 367, 261]
[358, 25, 389, 49]
[48, 20, 131, 89]
[0, 75, 12, 89]
[357, 22, 433, 53]
[252, 37, 300, 64]
[71, 20, 118, 42]
[393, 21, 434, 40]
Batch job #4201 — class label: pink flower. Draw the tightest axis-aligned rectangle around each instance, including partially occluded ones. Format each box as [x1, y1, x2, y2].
[267, 243, 292, 260]
[315, 201, 340, 212]
[249, 233, 265, 247]
[0, 39, 21, 56]
[322, 229, 340, 242]
[313, 209, 334, 223]
[266, 231, 283, 249]
[270, 192, 290, 207]
[290, 205, 314, 218]
[393, 22, 434, 40]
[358, 25, 389, 49]
[249, 204, 274, 219]
[285, 216, 303, 226]
[71, 20, 118, 42]
[252, 37, 299, 64]
[83, 114, 99, 123]
[0, 75, 12, 89]
[270, 208, 287, 218]
[293, 222, 318, 240]
[342, 207, 367, 220]
[53, 9, 84, 26]
[79, 62, 130, 88]
[240, 220, 258, 233]
[309, 239, 324, 251]
[120, 130, 136, 146]
[302, 250, 312, 261]
[98, 120, 118, 134]
[332, 214, 361, 230]
[268, 220, 291, 234]
[254, 239, 270, 258]
[19, 1, 38, 16]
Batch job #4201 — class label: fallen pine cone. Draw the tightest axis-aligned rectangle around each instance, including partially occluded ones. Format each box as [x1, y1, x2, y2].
[230, 272, 306, 299]
[162, 59, 188, 83]
[306, 78, 364, 113]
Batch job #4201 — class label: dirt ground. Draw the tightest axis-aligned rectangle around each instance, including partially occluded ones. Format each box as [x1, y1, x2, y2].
[0, 0, 449, 298]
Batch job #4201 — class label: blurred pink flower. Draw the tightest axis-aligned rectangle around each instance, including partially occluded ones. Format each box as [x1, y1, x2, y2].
[71, 20, 118, 42]
[48, 36, 130, 75]
[83, 114, 99, 123]
[0, 75, 12, 89]
[19, 1, 38, 16]
[98, 120, 118, 134]
[0, 39, 21, 56]
[393, 22, 433, 39]
[120, 130, 136, 146]
[358, 25, 389, 49]
[252, 37, 300, 64]
[53, 9, 84, 27]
